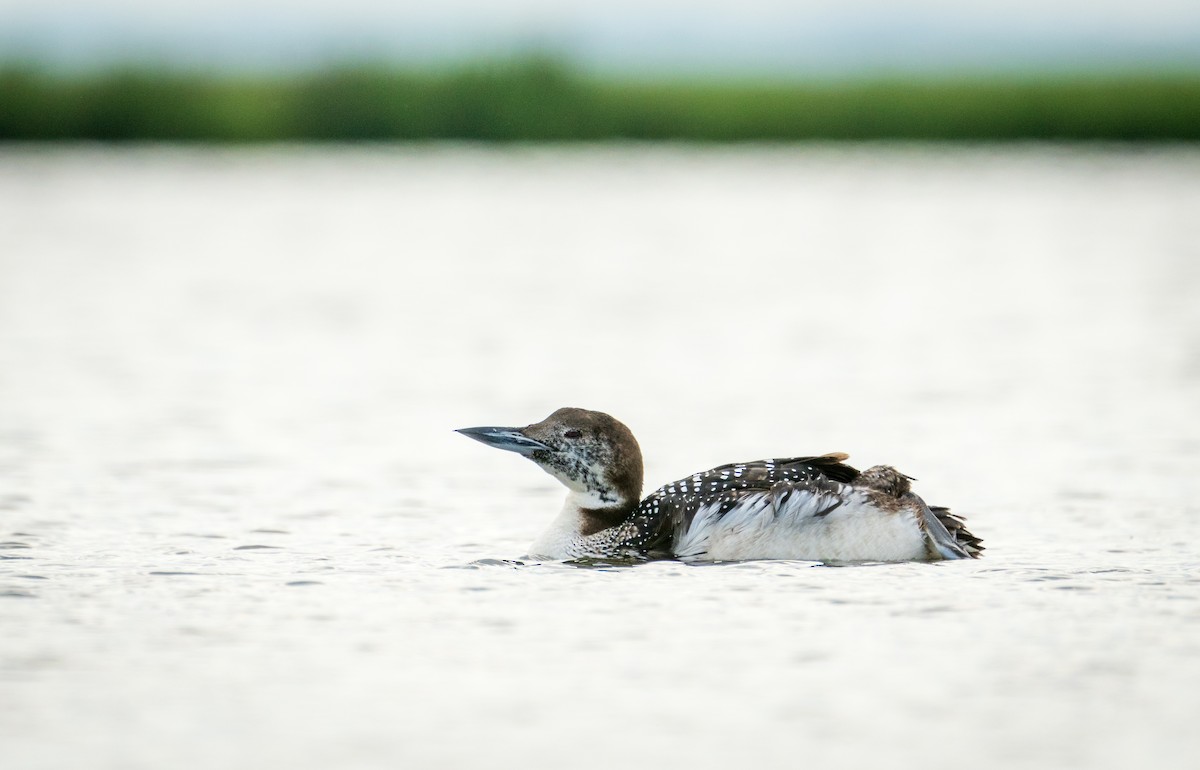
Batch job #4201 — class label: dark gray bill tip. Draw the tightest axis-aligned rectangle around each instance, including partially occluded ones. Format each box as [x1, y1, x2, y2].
[455, 426, 553, 455]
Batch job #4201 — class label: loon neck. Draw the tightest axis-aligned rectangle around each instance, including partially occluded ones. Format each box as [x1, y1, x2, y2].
[575, 497, 638, 536]
[529, 491, 638, 558]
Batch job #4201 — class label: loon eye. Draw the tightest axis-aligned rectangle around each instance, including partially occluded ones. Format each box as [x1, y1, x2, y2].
[563, 429, 582, 439]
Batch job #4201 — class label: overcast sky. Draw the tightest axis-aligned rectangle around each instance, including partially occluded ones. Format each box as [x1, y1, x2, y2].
[3, 1, 1199, 72]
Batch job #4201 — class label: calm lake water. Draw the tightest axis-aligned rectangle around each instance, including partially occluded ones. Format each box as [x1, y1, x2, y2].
[1, 145, 1198, 769]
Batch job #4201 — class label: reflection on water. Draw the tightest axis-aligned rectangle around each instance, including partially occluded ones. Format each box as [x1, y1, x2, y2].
[0, 146, 1198, 770]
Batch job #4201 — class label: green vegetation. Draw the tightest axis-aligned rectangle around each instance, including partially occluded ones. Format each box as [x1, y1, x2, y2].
[3, 57, 1200, 142]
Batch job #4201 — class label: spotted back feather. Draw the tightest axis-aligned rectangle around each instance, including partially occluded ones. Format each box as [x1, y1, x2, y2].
[616, 455, 862, 554]
[611, 454, 982, 561]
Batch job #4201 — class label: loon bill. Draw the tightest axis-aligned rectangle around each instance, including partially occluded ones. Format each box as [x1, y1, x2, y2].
[456, 407, 983, 563]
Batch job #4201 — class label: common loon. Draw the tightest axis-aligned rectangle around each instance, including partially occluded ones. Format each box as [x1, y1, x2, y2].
[457, 407, 983, 563]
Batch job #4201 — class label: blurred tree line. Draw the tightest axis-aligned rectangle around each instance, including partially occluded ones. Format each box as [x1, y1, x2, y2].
[2, 56, 1199, 142]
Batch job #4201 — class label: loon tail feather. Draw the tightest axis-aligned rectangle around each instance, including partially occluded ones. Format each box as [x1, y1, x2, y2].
[929, 505, 984, 559]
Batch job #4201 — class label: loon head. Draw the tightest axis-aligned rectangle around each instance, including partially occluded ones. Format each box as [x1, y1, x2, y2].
[456, 407, 644, 511]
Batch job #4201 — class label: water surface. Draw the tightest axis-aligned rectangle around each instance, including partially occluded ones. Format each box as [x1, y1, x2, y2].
[1, 145, 1198, 769]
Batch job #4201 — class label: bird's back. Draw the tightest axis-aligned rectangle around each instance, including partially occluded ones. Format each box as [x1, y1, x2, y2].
[622, 455, 982, 562]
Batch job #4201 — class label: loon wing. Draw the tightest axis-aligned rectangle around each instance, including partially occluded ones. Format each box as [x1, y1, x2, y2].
[626, 455, 860, 558]
[625, 454, 982, 562]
